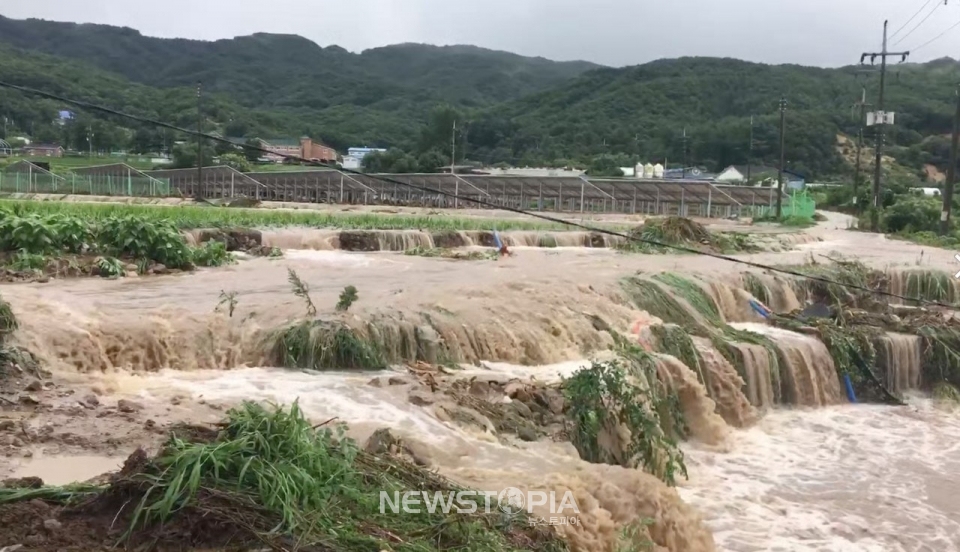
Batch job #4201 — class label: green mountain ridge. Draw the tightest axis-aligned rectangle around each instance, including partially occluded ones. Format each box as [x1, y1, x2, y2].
[0, 14, 958, 180]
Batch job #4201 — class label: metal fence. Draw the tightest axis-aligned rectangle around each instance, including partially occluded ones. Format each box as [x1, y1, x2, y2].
[746, 190, 816, 219]
[0, 172, 171, 197]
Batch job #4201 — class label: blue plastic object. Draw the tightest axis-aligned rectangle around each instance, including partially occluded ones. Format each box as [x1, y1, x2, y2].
[843, 374, 858, 403]
[493, 230, 503, 249]
[748, 298, 771, 319]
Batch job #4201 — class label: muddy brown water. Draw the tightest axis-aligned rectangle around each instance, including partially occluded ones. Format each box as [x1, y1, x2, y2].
[1, 211, 959, 551]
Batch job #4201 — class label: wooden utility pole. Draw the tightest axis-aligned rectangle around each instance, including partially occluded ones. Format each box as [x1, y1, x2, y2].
[940, 84, 960, 235]
[681, 128, 688, 179]
[861, 20, 910, 231]
[450, 120, 457, 207]
[776, 97, 787, 219]
[747, 116, 754, 185]
[853, 88, 871, 214]
[450, 120, 457, 173]
[197, 81, 203, 199]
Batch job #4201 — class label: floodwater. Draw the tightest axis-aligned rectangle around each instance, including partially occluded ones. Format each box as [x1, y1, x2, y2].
[679, 399, 960, 552]
[1, 211, 959, 551]
[12, 454, 126, 486]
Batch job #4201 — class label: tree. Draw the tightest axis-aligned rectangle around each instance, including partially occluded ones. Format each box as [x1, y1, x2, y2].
[172, 143, 197, 168]
[243, 138, 263, 162]
[219, 153, 252, 172]
[417, 150, 448, 172]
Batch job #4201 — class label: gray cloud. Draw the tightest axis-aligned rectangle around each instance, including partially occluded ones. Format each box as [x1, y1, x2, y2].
[2, 0, 958, 67]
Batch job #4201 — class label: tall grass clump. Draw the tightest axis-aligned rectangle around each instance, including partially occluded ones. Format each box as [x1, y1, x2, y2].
[622, 274, 785, 402]
[617, 216, 756, 255]
[0, 294, 16, 339]
[1, 402, 566, 551]
[268, 320, 386, 371]
[903, 270, 958, 305]
[0, 199, 575, 232]
[563, 344, 687, 486]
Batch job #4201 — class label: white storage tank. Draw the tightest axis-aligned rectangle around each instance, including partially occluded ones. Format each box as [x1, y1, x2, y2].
[643, 163, 655, 178]
[653, 163, 664, 178]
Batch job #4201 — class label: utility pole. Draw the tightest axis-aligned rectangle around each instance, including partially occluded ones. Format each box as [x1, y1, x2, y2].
[681, 128, 688, 179]
[450, 120, 457, 174]
[940, 84, 960, 235]
[746, 116, 753, 185]
[197, 81, 203, 199]
[853, 88, 871, 214]
[777, 97, 787, 219]
[861, 20, 909, 231]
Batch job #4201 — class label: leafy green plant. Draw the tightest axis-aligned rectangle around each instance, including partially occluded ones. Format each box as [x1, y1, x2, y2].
[96, 256, 125, 278]
[563, 351, 687, 486]
[0, 214, 58, 253]
[336, 285, 359, 312]
[191, 241, 234, 267]
[9, 249, 48, 272]
[97, 215, 193, 268]
[49, 214, 92, 253]
[287, 268, 316, 317]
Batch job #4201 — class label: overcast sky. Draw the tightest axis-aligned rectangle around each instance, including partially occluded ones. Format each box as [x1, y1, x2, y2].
[2, 0, 959, 67]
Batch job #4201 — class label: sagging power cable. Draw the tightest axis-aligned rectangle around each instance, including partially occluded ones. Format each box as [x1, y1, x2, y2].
[1, 79, 958, 311]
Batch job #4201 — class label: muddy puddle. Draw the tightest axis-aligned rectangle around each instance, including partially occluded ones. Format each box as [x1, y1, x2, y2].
[2, 211, 960, 551]
[11, 454, 126, 486]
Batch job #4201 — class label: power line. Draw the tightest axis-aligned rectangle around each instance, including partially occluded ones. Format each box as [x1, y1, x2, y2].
[893, 0, 945, 46]
[910, 17, 960, 53]
[1, 78, 958, 311]
[891, 0, 936, 39]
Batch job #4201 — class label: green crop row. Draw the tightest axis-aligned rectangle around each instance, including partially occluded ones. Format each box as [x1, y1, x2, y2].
[0, 206, 232, 270]
[0, 200, 575, 232]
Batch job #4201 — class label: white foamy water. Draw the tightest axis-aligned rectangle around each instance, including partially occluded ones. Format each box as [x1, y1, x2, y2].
[144, 367, 459, 447]
[678, 398, 960, 552]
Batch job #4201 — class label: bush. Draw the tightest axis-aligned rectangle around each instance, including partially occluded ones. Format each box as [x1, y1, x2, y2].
[0, 208, 217, 271]
[563, 351, 687, 486]
[880, 196, 943, 234]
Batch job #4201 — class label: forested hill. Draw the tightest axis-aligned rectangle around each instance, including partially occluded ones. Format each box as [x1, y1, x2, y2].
[1, 14, 960, 181]
[0, 16, 598, 109]
[475, 57, 960, 178]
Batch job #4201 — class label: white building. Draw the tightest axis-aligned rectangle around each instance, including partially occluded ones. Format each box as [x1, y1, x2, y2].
[342, 155, 362, 170]
[716, 166, 746, 183]
[347, 147, 387, 161]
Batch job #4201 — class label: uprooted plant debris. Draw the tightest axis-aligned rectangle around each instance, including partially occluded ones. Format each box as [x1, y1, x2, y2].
[616, 216, 757, 255]
[764, 260, 960, 402]
[0, 402, 569, 552]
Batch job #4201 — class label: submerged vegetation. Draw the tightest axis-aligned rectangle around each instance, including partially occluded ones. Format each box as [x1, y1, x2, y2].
[624, 260, 960, 405]
[268, 270, 384, 371]
[616, 216, 757, 255]
[0, 293, 16, 338]
[0, 402, 567, 552]
[404, 246, 499, 261]
[563, 343, 687, 486]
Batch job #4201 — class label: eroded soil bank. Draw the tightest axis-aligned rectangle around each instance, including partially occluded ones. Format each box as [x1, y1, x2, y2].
[1, 211, 959, 551]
